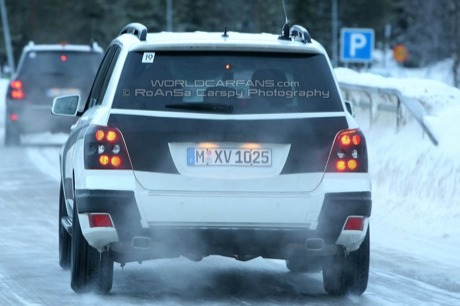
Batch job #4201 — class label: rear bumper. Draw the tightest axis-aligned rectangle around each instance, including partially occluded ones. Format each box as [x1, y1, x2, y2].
[75, 189, 371, 262]
[317, 192, 371, 243]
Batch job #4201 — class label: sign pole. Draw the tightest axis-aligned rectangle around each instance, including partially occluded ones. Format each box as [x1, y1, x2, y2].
[0, 0, 15, 75]
[331, 0, 338, 67]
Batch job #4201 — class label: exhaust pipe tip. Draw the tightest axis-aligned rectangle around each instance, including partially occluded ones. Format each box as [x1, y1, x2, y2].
[305, 238, 324, 251]
[132, 236, 151, 249]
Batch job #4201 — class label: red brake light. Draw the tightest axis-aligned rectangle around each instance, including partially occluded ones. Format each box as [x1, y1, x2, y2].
[336, 160, 346, 171]
[9, 114, 19, 121]
[99, 155, 110, 166]
[61, 55, 67, 62]
[327, 129, 367, 173]
[106, 131, 117, 142]
[111, 156, 122, 167]
[352, 135, 361, 145]
[85, 125, 131, 170]
[344, 216, 365, 231]
[11, 90, 24, 99]
[95, 130, 105, 141]
[88, 213, 113, 228]
[95, 130, 117, 142]
[347, 159, 358, 170]
[10, 80, 24, 100]
[11, 80, 22, 89]
[340, 134, 351, 146]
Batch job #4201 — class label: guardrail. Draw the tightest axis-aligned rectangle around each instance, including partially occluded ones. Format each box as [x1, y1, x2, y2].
[339, 82, 438, 146]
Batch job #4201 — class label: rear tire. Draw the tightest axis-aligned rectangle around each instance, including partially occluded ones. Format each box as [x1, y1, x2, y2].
[322, 227, 370, 296]
[58, 184, 71, 270]
[70, 201, 113, 294]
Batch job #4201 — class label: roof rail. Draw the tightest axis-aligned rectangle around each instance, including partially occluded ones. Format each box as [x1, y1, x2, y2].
[290, 25, 311, 43]
[119, 23, 147, 41]
[90, 40, 100, 50]
[277, 23, 312, 43]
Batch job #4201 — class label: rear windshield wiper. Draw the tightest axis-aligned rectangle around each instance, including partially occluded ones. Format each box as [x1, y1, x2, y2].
[165, 102, 234, 114]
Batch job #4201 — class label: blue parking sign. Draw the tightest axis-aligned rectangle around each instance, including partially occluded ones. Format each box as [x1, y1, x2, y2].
[340, 28, 374, 63]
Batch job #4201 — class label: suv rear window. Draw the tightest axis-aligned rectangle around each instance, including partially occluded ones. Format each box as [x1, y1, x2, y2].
[114, 52, 343, 114]
[15, 50, 102, 104]
[18, 51, 102, 77]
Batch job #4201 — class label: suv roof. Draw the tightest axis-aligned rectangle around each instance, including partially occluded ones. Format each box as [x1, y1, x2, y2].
[15, 41, 103, 73]
[116, 23, 325, 54]
[21, 41, 103, 53]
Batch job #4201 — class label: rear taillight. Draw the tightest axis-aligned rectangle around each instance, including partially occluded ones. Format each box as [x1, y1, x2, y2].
[10, 80, 24, 100]
[88, 213, 114, 228]
[326, 129, 368, 173]
[84, 125, 132, 170]
[9, 114, 19, 121]
[343, 216, 365, 231]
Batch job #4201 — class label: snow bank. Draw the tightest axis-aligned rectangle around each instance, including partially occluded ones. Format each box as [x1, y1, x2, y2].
[336, 67, 460, 266]
[335, 67, 460, 113]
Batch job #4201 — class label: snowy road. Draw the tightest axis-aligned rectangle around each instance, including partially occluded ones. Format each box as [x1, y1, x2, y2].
[0, 139, 457, 306]
[1, 69, 460, 305]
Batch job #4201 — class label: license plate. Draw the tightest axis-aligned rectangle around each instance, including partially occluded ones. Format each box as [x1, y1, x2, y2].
[187, 147, 272, 166]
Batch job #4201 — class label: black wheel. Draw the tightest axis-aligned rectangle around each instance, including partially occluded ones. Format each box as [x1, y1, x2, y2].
[4, 122, 20, 146]
[70, 201, 113, 294]
[59, 184, 71, 270]
[98, 250, 114, 293]
[322, 227, 370, 296]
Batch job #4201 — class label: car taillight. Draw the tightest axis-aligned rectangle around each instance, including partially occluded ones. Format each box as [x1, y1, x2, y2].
[88, 213, 114, 228]
[84, 125, 132, 170]
[10, 80, 24, 100]
[9, 114, 19, 121]
[343, 216, 365, 231]
[326, 129, 368, 173]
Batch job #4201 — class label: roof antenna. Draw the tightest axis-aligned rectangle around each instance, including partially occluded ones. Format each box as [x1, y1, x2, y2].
[222, 26, 229, 38]
[278, 0, 290, 40]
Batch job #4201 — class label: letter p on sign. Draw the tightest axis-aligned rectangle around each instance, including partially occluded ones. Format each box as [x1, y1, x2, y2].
[350, 33, 367, 57]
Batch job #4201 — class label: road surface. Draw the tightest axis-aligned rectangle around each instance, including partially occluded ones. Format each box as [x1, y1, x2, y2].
[0, 141, 458, 306]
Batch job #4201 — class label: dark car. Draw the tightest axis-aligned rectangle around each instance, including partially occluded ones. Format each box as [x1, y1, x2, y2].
[5, 42, 103, 145]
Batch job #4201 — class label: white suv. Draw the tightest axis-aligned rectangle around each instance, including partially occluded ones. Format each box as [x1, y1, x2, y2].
[53, 23, 372, 295]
